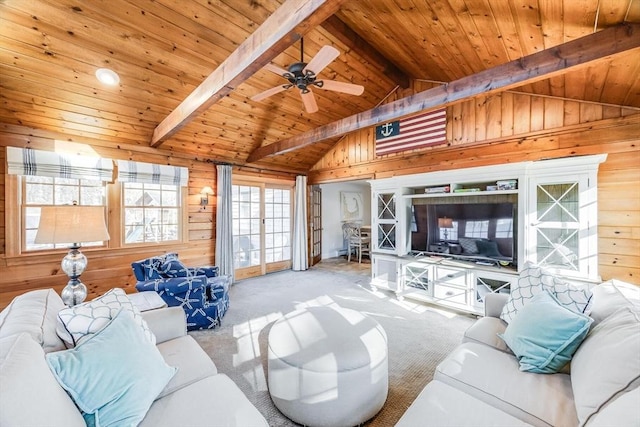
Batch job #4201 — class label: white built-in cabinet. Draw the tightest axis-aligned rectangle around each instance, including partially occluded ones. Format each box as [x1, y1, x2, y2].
[368, 155, 606, 315]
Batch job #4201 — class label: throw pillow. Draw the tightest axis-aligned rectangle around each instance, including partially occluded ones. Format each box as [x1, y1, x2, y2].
[459, 237, 479, 254]
[589, 279, 640, 326]
[499, 291, 592, 373]
[500, 262, 592, 324]
[475, 240, 502, 257]
[57, 288, 155, 347]
[570, 306, 640, 426]
[161, 259, 188, 278]
[46, 310, 176, 427]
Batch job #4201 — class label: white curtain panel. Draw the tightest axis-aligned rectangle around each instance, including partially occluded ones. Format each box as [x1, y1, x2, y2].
[292, 175, 308, 271]
[215, 164, 234, 283]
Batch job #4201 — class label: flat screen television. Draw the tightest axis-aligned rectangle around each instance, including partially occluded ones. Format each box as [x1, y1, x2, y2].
[411, 202, 516, 264]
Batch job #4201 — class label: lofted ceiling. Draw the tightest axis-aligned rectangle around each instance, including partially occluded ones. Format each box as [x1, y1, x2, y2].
[1, 0, 639, 174]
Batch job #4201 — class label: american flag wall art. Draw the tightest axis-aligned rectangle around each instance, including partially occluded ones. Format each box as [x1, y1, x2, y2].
[375, 108, 447, 156]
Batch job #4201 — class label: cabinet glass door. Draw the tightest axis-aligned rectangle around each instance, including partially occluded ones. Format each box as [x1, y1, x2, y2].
[376, 192, 397, 251]
[529, 175, 593, 277]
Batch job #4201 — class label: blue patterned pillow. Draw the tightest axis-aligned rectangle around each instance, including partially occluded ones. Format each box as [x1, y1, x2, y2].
[499, 290, 592, 373]
[459, 237, 479, 254]
[161, 259, 188, 277]
[500, 262, 593, 324]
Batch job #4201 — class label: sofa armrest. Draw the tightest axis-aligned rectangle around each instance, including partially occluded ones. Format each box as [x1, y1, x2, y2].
[141, 306, 187, 344]
[136, 276, 208, 296]
[484, 293, 509, 318]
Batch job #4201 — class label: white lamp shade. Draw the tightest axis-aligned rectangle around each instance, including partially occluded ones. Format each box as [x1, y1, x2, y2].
[35, 205, 110, 245]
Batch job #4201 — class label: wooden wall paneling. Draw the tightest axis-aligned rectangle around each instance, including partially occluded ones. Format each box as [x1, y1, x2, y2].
[513, 93, 531, 134]
[564, 101, 581, 126]
[544, 98, 565, 129]
[500, 92, 514, 137]
[475, 96, 487, 142]
[485, 95, 502, 140]
[530, 96, 544, 132]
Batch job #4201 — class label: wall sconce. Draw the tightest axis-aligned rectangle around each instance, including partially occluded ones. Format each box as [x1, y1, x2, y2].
[200, 186, 214, 209]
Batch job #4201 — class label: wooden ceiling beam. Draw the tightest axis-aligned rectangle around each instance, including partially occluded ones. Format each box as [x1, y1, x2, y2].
[321, 15, 411, 88]
[150, 0, 347, 148]
[247, 23, 640, 163]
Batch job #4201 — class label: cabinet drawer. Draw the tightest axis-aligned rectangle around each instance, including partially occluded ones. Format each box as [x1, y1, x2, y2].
[434, 267, 468, 287]
[434, 285, 468, 305]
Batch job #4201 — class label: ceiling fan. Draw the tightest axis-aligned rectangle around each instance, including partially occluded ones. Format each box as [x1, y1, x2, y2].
[251, 39, 364, 113]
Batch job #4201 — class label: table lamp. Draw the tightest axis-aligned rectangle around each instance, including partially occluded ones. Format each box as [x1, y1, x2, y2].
[35, 204, 110, 306]
[438, 217, 453, 242]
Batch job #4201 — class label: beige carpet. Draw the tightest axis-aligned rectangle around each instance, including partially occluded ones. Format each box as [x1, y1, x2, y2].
[190, 265, 475, 426]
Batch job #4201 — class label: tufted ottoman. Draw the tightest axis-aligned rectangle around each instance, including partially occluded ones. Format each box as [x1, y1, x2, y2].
[267, 306, 388, 427]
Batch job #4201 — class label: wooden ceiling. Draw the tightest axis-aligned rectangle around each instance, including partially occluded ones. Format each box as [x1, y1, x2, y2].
[1, 0, 639, 174]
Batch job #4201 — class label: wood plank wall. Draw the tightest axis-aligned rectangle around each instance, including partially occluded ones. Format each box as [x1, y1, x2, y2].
[309, 81, 640, 283]
[0, 131, 219, 309]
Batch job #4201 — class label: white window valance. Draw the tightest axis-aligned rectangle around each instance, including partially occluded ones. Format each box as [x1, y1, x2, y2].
[7, 147, 114, 182]
[117, 160, 188, 186]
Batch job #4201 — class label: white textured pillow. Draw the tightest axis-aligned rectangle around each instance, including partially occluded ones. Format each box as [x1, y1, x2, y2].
[500, 262, 592, 324]
[571, 307, 640, 426]
[590, 279, 640, 325]
[57, 288, 155, 347]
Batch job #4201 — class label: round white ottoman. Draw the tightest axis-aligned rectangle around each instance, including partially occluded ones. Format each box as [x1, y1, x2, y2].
[267, 306, 388, 427]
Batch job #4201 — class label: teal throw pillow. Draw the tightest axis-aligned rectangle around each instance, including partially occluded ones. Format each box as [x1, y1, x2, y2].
[46, 310, 176, 427]
[475, 240, 502, 257]
[499, 290, 593, 374]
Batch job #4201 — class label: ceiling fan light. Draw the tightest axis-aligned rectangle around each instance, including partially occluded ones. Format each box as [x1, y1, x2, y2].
[95, 68, 120, 86]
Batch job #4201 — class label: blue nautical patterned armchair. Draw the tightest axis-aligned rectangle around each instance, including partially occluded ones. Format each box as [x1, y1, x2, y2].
[131, 253, 230, 331]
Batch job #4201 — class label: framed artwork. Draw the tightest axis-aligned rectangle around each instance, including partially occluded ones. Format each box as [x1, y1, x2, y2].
[341, 192, 363, 221]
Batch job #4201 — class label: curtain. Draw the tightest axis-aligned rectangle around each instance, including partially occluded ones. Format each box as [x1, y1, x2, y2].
[116, 160, 188, 186]
[215, 164, 234, 283]
[292, 175, 308, 271]
[7, 147, 113, 181]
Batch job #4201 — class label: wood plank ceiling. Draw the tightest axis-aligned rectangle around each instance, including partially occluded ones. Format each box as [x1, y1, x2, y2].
[1, 0, 639, 174]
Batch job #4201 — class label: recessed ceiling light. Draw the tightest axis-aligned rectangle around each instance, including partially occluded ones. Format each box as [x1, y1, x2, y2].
[95, 68, 120, 86]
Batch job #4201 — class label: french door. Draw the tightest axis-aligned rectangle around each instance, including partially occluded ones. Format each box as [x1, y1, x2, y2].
[309, 185, 322, 266]
[232, 180, 293, 280]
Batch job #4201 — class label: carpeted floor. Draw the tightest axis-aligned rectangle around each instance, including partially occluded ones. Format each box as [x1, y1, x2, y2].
[190, 264, 476, 426]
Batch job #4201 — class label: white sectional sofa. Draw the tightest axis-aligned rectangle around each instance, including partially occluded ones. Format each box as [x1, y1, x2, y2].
[396, 278, 640, 427]
[0, 289, 268, 427]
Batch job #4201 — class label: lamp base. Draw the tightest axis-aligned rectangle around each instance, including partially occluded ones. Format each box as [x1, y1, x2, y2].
[61, 280, 87, 307]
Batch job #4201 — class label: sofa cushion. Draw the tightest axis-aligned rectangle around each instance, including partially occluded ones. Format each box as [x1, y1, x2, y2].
[462, 316, 510, 353]
[435, 342, 577, 427]
[500, 291, 592, 373]
[571, 306, 640, 426]
[459, 237, 480, 254]
[161, 259, 188, 277]
[155, 335, 217, 399]
[57, 288, 155, 347]
[500, 262, 592, 324]
[587, 387, 640, 427]
[395, 380, 531, 427]
[0, 289, 66, 353]
[140, 374, 268, 427]
[47, 310, 177, 427]
[0, 333, 86, 427]
[589, 279, 640, 326]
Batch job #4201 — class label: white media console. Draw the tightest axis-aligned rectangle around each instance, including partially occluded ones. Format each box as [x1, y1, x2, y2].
[368, 155, 606, 315]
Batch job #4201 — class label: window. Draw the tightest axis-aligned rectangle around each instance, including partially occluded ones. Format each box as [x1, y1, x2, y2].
[265, 188, 291, 263]
[232, 185, 261, 268]
[123, 183, 181, 244]
[495, 218, 514, 238]
[465, 220, 489, 238]
[22, 176, 106, 251]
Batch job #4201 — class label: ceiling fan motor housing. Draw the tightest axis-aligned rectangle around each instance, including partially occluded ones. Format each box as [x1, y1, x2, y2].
[285, 62, 323, 93]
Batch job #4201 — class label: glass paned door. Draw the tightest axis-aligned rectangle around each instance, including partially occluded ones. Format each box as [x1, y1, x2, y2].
[232, 185, 261, 269]
[232, 182, 293, 279]
[375, 192, 397, 251]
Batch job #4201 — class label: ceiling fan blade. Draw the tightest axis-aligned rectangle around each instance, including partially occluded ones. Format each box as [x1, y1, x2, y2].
[317, 79, 364, 96]
[300, 88, 318, 113]
[263, 63, 289, 76]
[251, 85, 289, 102]
[303, 45, 340, 75]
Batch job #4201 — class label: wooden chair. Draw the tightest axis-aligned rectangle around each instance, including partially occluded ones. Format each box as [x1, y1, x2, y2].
[342, 222, 371, 263]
